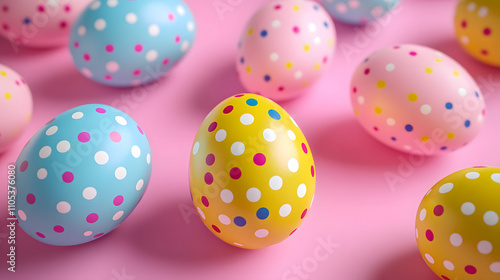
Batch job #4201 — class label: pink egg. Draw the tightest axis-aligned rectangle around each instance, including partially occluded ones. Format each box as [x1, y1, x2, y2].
[351, 44, 485, 155]
[0, 64, 33, 154]
[236, 0, 336, 101]
[0, 0, 91, 47]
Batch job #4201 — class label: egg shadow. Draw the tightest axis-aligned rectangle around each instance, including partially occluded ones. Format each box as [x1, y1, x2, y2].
[0, 36, 64, 60]
[372, 248, 439, 280]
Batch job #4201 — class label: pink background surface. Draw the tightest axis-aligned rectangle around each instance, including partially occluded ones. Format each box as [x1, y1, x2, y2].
[1, 0, 500, 279]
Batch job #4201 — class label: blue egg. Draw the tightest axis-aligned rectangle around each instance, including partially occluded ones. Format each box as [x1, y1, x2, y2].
[15, 104, 152, 246]
[322, 0, 400, 25]
[69, 0, 196, 87]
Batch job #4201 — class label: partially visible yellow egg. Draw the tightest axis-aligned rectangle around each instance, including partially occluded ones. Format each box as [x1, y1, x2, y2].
[416, 167, 500, 279]
[455, 0, 500, 67]
[189, 94, 315, 249]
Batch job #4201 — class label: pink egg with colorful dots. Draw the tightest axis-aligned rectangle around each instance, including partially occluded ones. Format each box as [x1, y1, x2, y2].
[351, 44, 486, 155]
[0, 64, 33, 154]
[0, 0, 91, 48]
[236, 0, 336, 101]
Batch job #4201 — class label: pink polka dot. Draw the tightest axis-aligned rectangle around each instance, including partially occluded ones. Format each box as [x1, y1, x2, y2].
[110, 131, 121, 143]
[64, 5, 70, 12]
[426, 229, 434, 241]
[208, 122, 217, 132]
[20, 160, 28, 172]
[104, 75, 112, 80]
[2, 24, 9, 31]
[83, 53, 91, 61]
[78, 132, 91, 143]
[289, 229, 297, 236]
[26, 193, 35, 204]
[134, 44, 143, 52]
[38, 5, 45, 12]
[62, 172, 74, 183]
[53, 225, 64, 233]
[133, 69, 141, 76]
[175, 35, 181, 43]
[373, 126, 379, 131]
[230, 167, 241, 180]
[364, 68, 370, 75]
[278, 86, 284, 91]
[311, 165, 315, 177]
[393, 46, 400, 49]
[206, 154, 215, 166]
[86, 213, 99, 223]
[168, 13, 175, 21]
[105, 44, 114, 52]
[204, 172, 213, 185]
[353, 87, 357, 93]
[293, 26, 300, 33]
[162, 58, 170, 65]
[223, 105, 234, 114]
[94, 233, 104, 238]
[434, 205, 444, 216]
[60, 21, 67, 28]
[302, 143, 308, 154]
[301, 209, 308, 219]
[113, 195, 124, 206]
[201, 196, 209, 207]
[15, 80, 20, 86]
[409, 51, 417, 56]
[465, 265, 477, 274]
[484, 28, 491, 36]
[253, 153, 266, 166]
[74, 41, 79, 48]
[274, 4, 281, 10]
[323, 56, 328, 64]
[212, 225, 221, 233]
[2, 5, 8, 12]
[96, 108, 106, 113]
[481, 49, 489, 56]
[137, 125, 144, 135]
[461, 20, 467, 28]
[36, 232, 45, 238]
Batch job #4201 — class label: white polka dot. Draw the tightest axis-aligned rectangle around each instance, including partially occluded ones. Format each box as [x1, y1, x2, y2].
[279, 204, 292, 217]
[461, 202, 475, 215]
[105, 61, 119, 73]
[115, 116, 127, 125]
[419, 208, 427, 221]
[146, 50, 158, 62]
[231, 142, 245, 156]
[466, 172, 480, 179]
[478, 114, 484, 123]
[90, 1, 101, 10]
[439, 182, 453, 193]
[136, 179, 144, 191]
[246, 188, 261, 202]
[357, 96, 365, 105]
[461, 35, 470, 45]
[294, 71, 303, 79]
[288, 158, 299, 173]
[220, 189, 234, 203]
[219, 214, 231, 225]
[458, 88, 467, 96]
[404, 145, 412, 151]
[94, 19, 106, 31]
[484, 211, 499, 226]
[56, 140, 71, 153]
[82, 187, 97, 200]
[197, 207, 205, 219]
[491, 262, 500, 273]
[126, 12, 137, 24]
[215, 130, 227, 142]
[84, 231, 92, 237]
[424, 253, 434, 264]
[420, 104, 432, 115]
[385, 63, 395, 72]
[113, 211, 124, 220]
[450, 233, 463, 246]
[37, 168, 47, 180]
[491, 173, 500, 183]
[131, 145, 141, 158]
[72, 112, 84, 119]
[187, 21, 195, 31]
[39, 146, 52, 159]
[148, 24, 160, 36]
[287, 130, 296, 140]
[313, 37, 321, 45]
[192, 142, 200, 155]
[176, 5, 185, 15]
[17, 210, 26, 221]
[478, 240, 493, 254]
[57, 201, 71, 214]
[263, 128, 276, 142]
[467, 2, 476, 11]
[270, 52, 279, 62]
[81, 68, 92, 78]
[146, 153, 151, 164]
[297, 184, 306, 198]
[386, 118, 395, 126]
[115, 167, 127, 180]
[443, 260, 455, 271]
[46, 126, 58, 136]
[478, 6, 489, 17]
[77, 26, 86, 36]
[181, 41, 190, 52]
[107, 0, 118, 7]
[240, 114, 254, 125]
[94, 151, 109, 165]
[269, 176, 283, 190]
[272, 20, 281, 28]
[255, 229, 269, 238]
[308, 23, 317, 32]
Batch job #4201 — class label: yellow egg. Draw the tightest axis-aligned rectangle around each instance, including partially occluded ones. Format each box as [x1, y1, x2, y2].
[416, 167, 500, 279]
[189, 94, 315, 249]
[455, 0, 500, 67]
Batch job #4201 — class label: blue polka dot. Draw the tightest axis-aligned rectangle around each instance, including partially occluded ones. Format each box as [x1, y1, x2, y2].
[256, 208, 269, 220]
[264, 75, 271, 82]
[364, 57, 369, 63]
[234, 216, 246, 227]
[240, 57, 244, 64]
[23, 17, 30, 24]
[475, 91, 480, 98]
[391, 137, 397, 141]
[405, 124, 413, 132]
[246, 98, 258, 106]
[324, 21, 328, 28]
[440, 146, 447, 150]
[313, 5, 319, 10]
[465, 120, 471, 127]
[261, 30, 268, 37]
[268, 109, 281, 120]
[445, 102, 453, 110]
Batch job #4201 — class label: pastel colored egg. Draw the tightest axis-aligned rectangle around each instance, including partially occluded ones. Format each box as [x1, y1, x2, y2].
[350, 44, 485, 155]
[0, 64, 33, 154]
[455, 0, 500, 67]
[69, 0, 196, 87]
[416, 167, 500, 279]
[15, 104, 152, 246]
[0, 0, 91, 47]
[236, 0, 336, 101]
[322, 0, 400, 25]
[189, 94, 315, 249]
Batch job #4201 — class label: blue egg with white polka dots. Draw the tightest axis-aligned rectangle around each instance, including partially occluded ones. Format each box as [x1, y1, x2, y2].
[15, 104, 152, 246]
[322, 0, 400, 25]
[69, 0, 196, 87]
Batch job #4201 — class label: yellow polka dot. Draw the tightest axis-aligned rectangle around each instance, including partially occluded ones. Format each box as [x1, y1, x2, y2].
[421, 136, 429, 142]
[286, 62, 293, 69]
[4, 92, 11, 100]
[314, 64, 320, 70]
[328, 39, 334, 46]
[354, 109, 360, 116]
[0, 71, 6, 77]
[425, 67, 433, 74]
[447, 132, 455, 139]
[453, 71, 460, 77]
[436, 58, 442, 63]
[304, 45, 310, 51]
[246, 66, 251, 73]
[374, 107, 382, 114]
[377, 80, 386, 88]
[293, 5, 299, 11]
[248, 29, 253, 35]
[408, 93, 418, 102]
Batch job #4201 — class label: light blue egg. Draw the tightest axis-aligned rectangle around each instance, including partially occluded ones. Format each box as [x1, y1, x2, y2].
[15, 104, 152, 246]
[322, 0, 400, 25]
[69, 0, 196, 87]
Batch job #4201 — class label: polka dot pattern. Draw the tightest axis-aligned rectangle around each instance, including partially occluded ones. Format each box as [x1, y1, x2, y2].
[322, 0, 400, 25]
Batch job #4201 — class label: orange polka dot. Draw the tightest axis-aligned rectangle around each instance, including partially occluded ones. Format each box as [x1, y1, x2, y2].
[374, 107, 382, 114]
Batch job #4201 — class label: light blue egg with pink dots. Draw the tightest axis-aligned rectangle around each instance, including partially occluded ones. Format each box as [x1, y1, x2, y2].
[69, 0, 196, 87]
[14, 104, 152, 246]
[322, 0, 400, 25]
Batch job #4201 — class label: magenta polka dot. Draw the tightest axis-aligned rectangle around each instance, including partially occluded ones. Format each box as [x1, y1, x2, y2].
[278, 86, 284, 91]
[484, 28, 491, 36]
[289, 228, 297, 236]
[465, 265, 477, 274]
[36, 232, 45, 238]
[74, 41, 79, 48]
[293, 26, 300, 33]
[461, 20, 467, 28]
[274, 4, 281, 10]
[201, 196, 209, 207]
[253, 153, 266, 166]
[481, 49, 489, 56]
[137, 125, 144, 135]
[94, 233, 104, 238]
[60, 21, 67, 28]
[134, 44, 143, 52]
[62, 172, 74, 183]
[373, 126, 379, 131]
[206, 154, 215, 166]
[86, 213, 99, 223]
[26, 193, 35, 204]
[353, 87, 357, 93]
[301, 143, 308, 154]
[223, 105, 234, 114]
[133, 69, 141, 76]
[426, 229, 434, 241]
[364, 68, 370, 75]
[168, 13, 175, 21]
[20, 160, 28, 172]
[409, 51, 417, 56]
[110, 131, 121, 143]
[311, 165, 315, 177]
[235, 94, 245, 97]
[64, 5, 70, 12]
[38, 5, 45, 12]
[204, 172, 213, 185]
[212, 225, 221, 233]
[78, 132, 91, 143]
[96, 108, 106, 113]
[162, 58, 170, 65]
[104, 75, 112, 80]
[105, 44, 114, 52]
[301, 209, 308, 219]
[175, 35, 181, 43]
[323, 56, 328, 64]
[442, 276, 450, 280]
[113, 195, 124, 206]
[53, 225, 64, 233]
[208, 122, 217, 132]
[83, 53, 91, 61]
[230, 167, 241, 180]
[434, 205, 444, 216]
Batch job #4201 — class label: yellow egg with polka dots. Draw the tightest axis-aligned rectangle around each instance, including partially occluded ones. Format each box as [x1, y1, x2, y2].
[189, 94, 315, 249]
[455, 0, 500, 67]
[416, 167, 500, 279]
